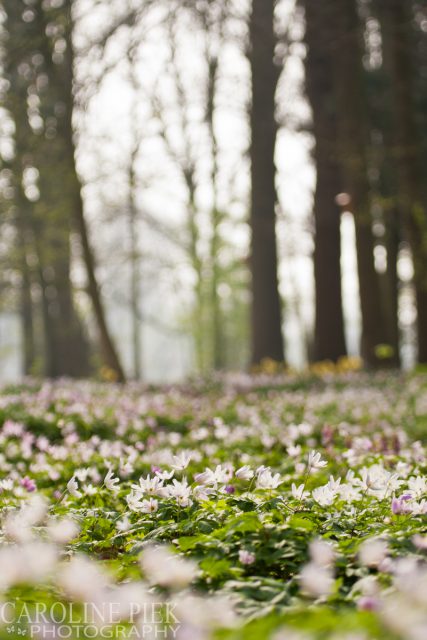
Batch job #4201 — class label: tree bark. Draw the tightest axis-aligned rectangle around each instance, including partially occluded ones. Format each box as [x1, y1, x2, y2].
[3, 0, 91, 378]
[378, 0, 427, 363]
[332, 0, 386, 368]
[248, 0, 285, 365]
[62, 0, 126, 381]
[303, 0, 347, 363]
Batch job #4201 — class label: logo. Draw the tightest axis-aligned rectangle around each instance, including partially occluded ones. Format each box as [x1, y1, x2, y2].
[0, 601, 180, 638]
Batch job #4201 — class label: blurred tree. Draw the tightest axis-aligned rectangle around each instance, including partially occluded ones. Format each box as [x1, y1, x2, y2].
[2, 0, 92, 377]
[377, 0, 427, 364]
[332, 0, 387, 368]
[248, 0, 285, 366]
[302, 0, 347, 363]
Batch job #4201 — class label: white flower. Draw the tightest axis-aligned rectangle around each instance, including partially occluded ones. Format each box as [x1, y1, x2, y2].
[235, 465, 254, 481]
[67, 476, 82, 499]
[83, 484, 97, 496]
[410, 499, 427, 515]
[337, 483, 363, 503]
[212, 464, 233, 484]
[171, 452, 192, 471]
[74, 468, 90, 482]
[309, 539, 336, 567]
[194, 464, 233, 486]
[131, 474, 164, 497]
[0, 478, 13, 491]
[291, 483, 309, 501]
[308, 451, 327, 470]
[238, 549, 256, 565]
[116, 515, 131, 532]
[57, 555, 111, 601]
[0, 542, 57, 590]
[312, 485, 336, 506]
[412, 534, 427, 550]
[193, 485, 215, 501]
[126, 491, 145, 512]
[140, 498, 159, 514]
[299, 562, 334, 598]
[140, 546, 198, 589]
[408, 476, 427, 499]
[327, 475, 341, 492]
[358, 538, 389, 568]
[166, 478, 192, 507]
[155, 469, 175, 481]
[4, 496, 48, 543]
[48, 518, 80, 544]
[173, 593, 236, 629]
[256, 469, 282, 489]
[194, 469, 215, 485]
[104, 468, 120, 493]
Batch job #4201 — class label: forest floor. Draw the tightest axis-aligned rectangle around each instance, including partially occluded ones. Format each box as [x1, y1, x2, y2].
[0, 372, 426, 639]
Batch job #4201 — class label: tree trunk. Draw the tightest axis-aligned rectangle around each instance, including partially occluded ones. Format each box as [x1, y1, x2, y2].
[206, 53, 224, 370]
[4, 0, 93, 378]
[378, 0, 427, 363]
[128, 147, 142, 380]
[62, 0, 125, 381]
[18, 233, 35, 375]
[303, 0, 347, 363]
[248, 0, 284, 365]
[332, 0, 386, 368]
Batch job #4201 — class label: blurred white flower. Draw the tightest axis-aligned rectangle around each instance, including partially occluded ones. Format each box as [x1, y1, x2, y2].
[256, 469, 282, 489]
[116, 515, 131, 532]
[140, 546, 198, 590]
[299, 562, 334, 598]
[67, 476, 82, 499]
[413, 534, 427, 550]
[173, 593, 236, 629]
[312, 485, 336, 506]
[48, 518, 80, 544]
[308, 451, 327, 470]
[235, 465, 254, 480]
[358, 538, 389, 568]
[309, 539, 336, 567]
[171, 452, 192, 471]
[0, 542, 57, 590]
[104, 468, 120, 493]
[239, 549, 256, 565]
[57, 555, 111, 602]
[291, 483, 309, 500]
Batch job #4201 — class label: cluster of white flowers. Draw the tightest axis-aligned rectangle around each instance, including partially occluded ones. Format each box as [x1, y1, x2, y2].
[0, 497, 235, 639]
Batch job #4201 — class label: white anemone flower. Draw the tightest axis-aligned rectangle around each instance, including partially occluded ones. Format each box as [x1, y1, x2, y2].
[140, 546, 198, 590]
[308, 451, 328, 470]
[67, 476, 82, 499]
[104, 468, 120, 493]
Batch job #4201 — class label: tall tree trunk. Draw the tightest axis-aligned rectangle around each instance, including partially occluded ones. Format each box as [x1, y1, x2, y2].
[206, 52, 224, 370]
[303, 0, 347, 363]
[383, 207, 401, 364]
[378, 0, 427, 363]
[128, 146, 142, 380]
[332, 0, 386, 368]
[4, 0, 92, 378]
[248, 0, 284, 365]
[62, 0, 125, 381]
[18, 230, 35, 375]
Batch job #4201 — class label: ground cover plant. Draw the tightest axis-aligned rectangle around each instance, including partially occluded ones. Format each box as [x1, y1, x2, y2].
[0, 371, 426, 639]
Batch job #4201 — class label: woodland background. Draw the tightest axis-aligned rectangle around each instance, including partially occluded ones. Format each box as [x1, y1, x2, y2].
[0, 0, 426, 382]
